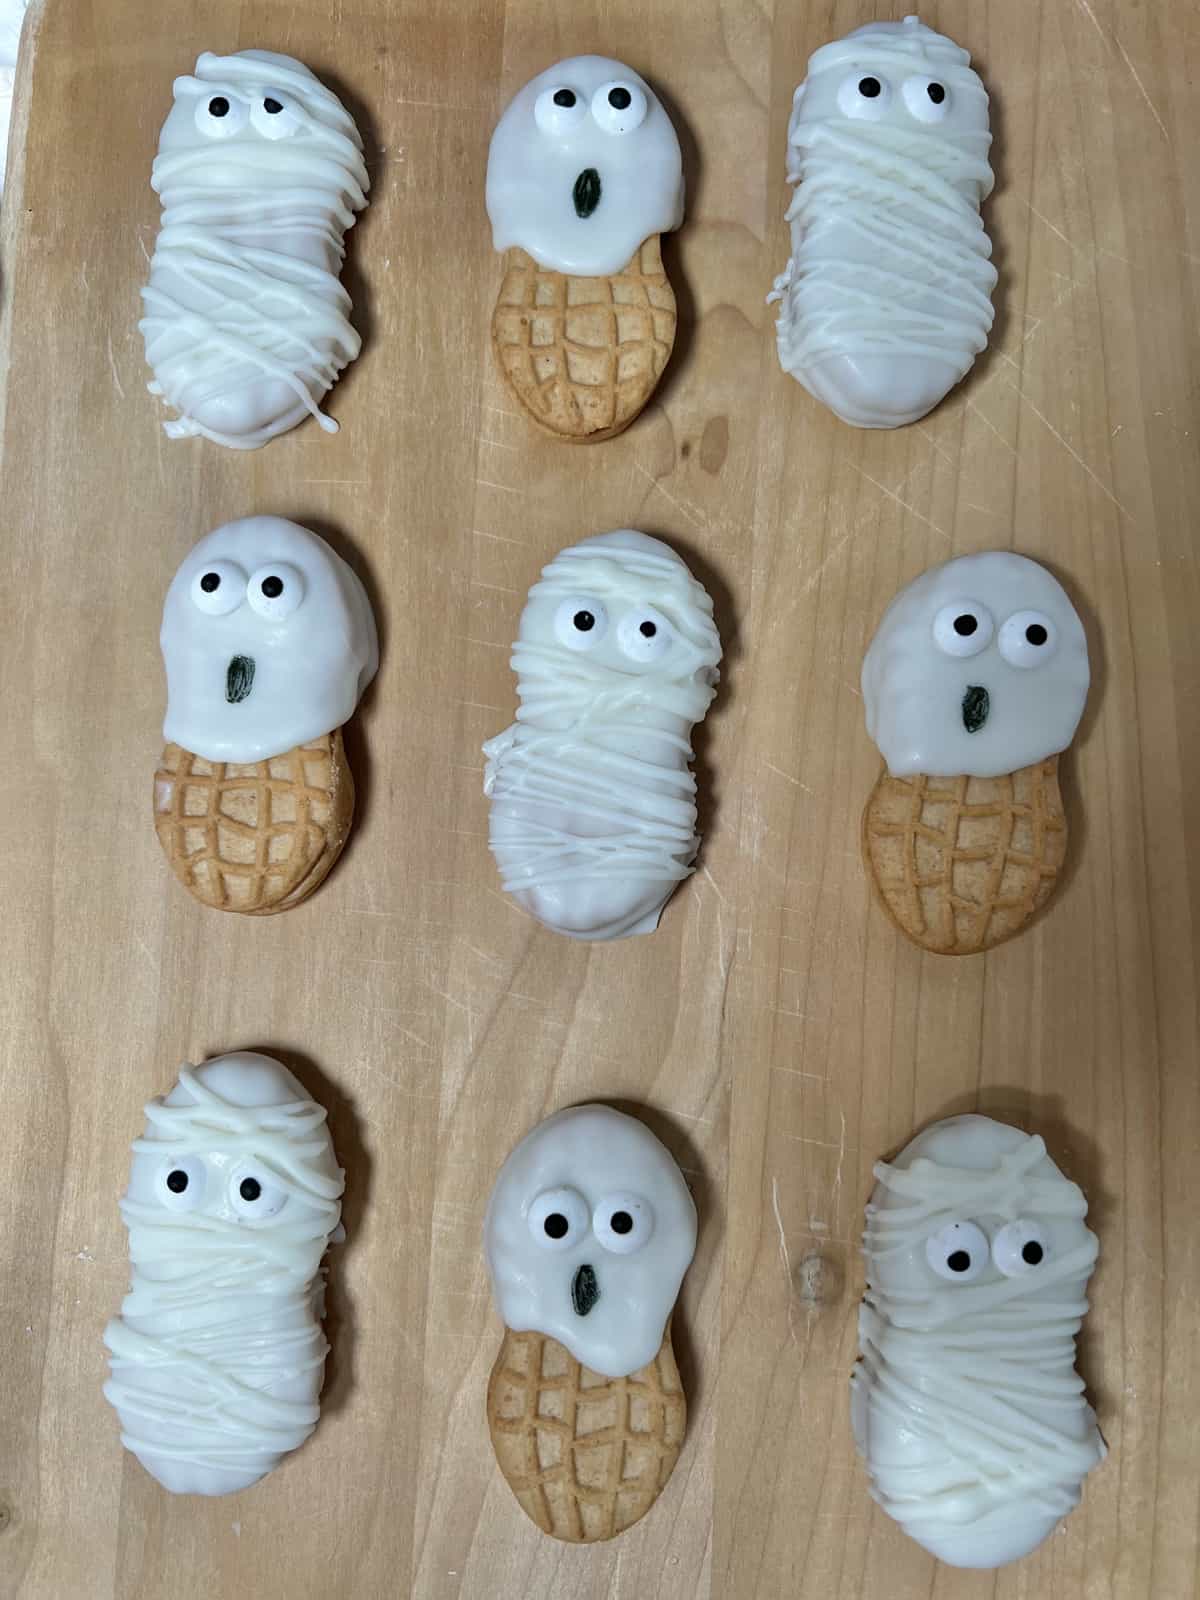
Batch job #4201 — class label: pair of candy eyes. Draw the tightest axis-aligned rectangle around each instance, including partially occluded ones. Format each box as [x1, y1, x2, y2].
[554, 596, 674, 663]
[932, 602, 1058, 668]
[527, 1187, 653, 1254]
[155, 1156, 287, 1218]
[533, 81, 649, 138]
[195, 92, 303, 140]
[926, 1218, 1049, 1281]
[189, 561, 304, 620]
[838, 72, 954, 124]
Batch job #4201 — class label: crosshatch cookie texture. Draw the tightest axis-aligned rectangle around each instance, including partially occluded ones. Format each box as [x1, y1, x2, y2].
[154, 732, 354, 915]
[862, 759, 1068, 955]
[487, 1326, 686, 1543]
[491, 240, 676, 441]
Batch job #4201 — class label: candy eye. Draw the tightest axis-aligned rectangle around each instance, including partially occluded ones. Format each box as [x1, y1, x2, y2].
[992, 1219, 1051, 1276]
[554, 596, 609, 652]
[246, 563, 305, 620]
[229, 1164, 288, 1220]
[591, 81, 648, 135]
[194, 93, 249, 138]
[925, 1219, 990, 1282]
[156, 1155, 207, 1212]
[250, 92, 304, 139]
[533, 85, 588, 135]
[592, 1193, 654, 1254]
[902, 76, 951, 123]
[932, 600, 994, 657]
[616, 606, 674, 665]
[837, 72, 892, 120]
[998, 610, 1058, 668]
[527, 1187, 590, 1251]
[190, 560, 247, 615]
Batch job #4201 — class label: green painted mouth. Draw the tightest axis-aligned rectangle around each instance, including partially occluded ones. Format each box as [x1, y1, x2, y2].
[571, 1263, 599, 1317]
[962, 684, 989, 733]
[226, 655, 255, 704]
[573, 168, 601, 219]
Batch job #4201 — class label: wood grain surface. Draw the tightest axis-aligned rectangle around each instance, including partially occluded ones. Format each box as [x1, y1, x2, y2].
[2, 0, 1198, 1596]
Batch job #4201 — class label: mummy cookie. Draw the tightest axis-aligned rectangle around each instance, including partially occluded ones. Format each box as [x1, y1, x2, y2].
[483, 531, 721, 940]
[103, 1053, 344, 1496]
[861, 552, 1089, 954]
[484, 1105, 696, 1542]
[141, 50, 369, 449]
[155, 516, 378, 915]
[852, 1115, 1105, 1568]
[486, 56, 683, 440]
[769, 16, 996, 428]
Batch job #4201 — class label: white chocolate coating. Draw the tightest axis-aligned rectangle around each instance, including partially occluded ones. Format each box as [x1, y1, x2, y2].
[862, 551, 1089, 778]
[483, 531, 721, 940]
[103, 1053, 344, 1496]
[769, 16, 995, 428]
[141, 50, 369, 449]
[161, 515, 378, 764]
[485, 1105, 696, 1378]
[851, 1115, 1105, 1568]
[486, 56, 683, 277]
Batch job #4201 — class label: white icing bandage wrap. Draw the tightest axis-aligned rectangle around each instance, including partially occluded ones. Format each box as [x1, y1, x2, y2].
[103, 1054, 344, 1496]
[141, 50, 370, 449]
[769, 16, 995, 428]
[861, 551, 1090, 779]
[485, 1104, 697, 1378]
[483, 530, 721, 940]
[851, 1115, 1105, 1568]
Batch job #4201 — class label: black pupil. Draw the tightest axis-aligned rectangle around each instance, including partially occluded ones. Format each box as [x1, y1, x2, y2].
[954, 613, 978, 636]
[858, 77, 881, 98]
[610, 1210, 633, 1235]
[639, 620, 657, 638]
[166, 1169, 189, 1194]
[947, 1249, 971, 1273]
[239, 1177, 262, 1202]
[608, 87, 632, 110]
[200, 571, 220, 593]
[263, 97, 283, 114]
[208, 97, 229, 118]
[927, 82, 946, 104]
[544, 1212, 568, 1239]
[573, 610, 595, 632]
[1022, 1240, 1044, 1265]
[260, 575, 284, 599]
[1025, 623, 1048, 646]
[553, 89, 576, 108]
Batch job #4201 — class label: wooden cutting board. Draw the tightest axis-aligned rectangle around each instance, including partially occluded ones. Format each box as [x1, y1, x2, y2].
[2, 0, 1198, 1596]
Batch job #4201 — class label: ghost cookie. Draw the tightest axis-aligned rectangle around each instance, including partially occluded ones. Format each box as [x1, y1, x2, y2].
[852, 1115, 1105, 1568]
[769, 16, 996, 428]
[103, 1052, 345, 1496]
[141, 50, 370, 449]
[484, 1105, 696, 1542]
[861, 552, 1089, 954]
[483, 531, 721, 940]
[155, 516, 378, 915]
[486, 56, 683, 441]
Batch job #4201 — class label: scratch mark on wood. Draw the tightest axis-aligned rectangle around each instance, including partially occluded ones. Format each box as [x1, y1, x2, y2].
[106, 334, 125, 400]
[1001, 377, 1139, 524]
[473, 527, 525, 545]
[1114, 37, 1170, 142]
[772, 1175, 799, 1346]
[965, 397, 1019, 458]
[764, 762, 814, 795]
[852, 466, 950, 542]
[635, 462, 708, 531]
